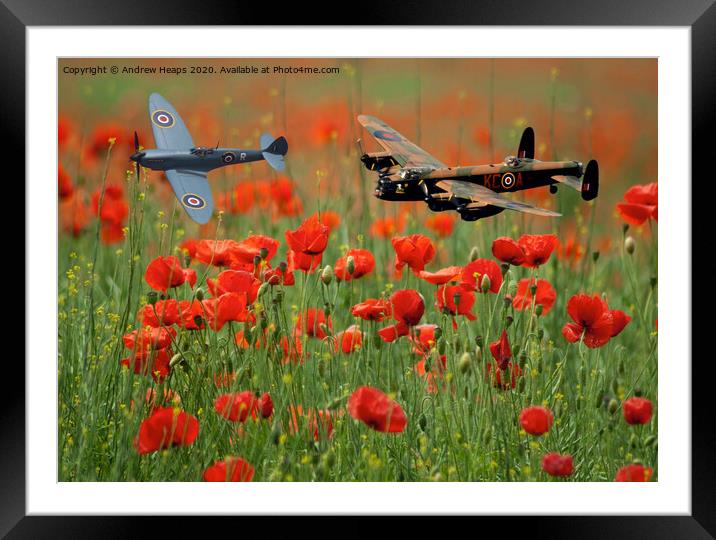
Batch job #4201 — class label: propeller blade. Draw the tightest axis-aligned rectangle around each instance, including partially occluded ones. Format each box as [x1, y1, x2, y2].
[355, 138, 365, 155]
[134, 131, 139, 152]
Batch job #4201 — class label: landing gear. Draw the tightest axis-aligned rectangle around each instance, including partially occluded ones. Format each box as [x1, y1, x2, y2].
[549, 184, 558, 195]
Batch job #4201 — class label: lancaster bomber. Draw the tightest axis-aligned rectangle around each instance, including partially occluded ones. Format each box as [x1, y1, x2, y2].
[357, 115, 598, 221]
[130, 93, 288, 224]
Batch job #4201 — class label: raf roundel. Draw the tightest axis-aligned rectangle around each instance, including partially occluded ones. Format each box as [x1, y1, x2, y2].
[372, 130, 401, 142]
[501, 172, 516, 189]
[181, 193, 206, 210]
[152, 110, 175, 128]
[222, 152, 236, 164]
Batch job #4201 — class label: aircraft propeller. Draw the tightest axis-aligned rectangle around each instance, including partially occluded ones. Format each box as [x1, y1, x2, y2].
[130, 131, 145, 179]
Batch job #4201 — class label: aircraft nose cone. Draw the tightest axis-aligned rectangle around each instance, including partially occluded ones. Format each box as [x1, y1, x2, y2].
[129, 151, 145, 162]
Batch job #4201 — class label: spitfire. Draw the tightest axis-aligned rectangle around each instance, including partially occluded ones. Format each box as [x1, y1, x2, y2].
[130, 93, 288, 224]
[357, 115, 599, 222]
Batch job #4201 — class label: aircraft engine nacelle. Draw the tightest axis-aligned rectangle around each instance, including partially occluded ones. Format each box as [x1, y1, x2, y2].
[457, 204, 505, 222]
[361, 151, 399, 172]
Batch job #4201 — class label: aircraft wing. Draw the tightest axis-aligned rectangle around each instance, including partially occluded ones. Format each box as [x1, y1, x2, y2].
[435, 180, 561, 217]
[165, 169, 213, 224]
[357, 114, 446, 170]
[148, 93, 194, 150]
[551, 175, 582, 191]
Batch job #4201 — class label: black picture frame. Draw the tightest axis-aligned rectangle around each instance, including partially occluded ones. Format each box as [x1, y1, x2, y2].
[6, 0, 710, 536]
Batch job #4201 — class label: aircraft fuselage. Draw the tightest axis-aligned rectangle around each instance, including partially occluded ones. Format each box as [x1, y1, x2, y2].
[134, 147, 265, 173]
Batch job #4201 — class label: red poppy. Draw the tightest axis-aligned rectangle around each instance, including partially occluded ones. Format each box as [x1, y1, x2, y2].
[202, 292, 249, 331]
[296, 308, 333, 339]
[519, 406, 554, 436]
[214, 391, 257, 423]
[280, 333, 304, 365]
[203, 457, 254, 482]
[486, 361, 523, 390]
[418, 266, 462, 285]
[425, 213, 456, 237]
[492, 237, 526, 266]
[348, 386, 407, 433]
[123, 326, 175, 354]
[334, 325, 363, 353]
[285, 215, 329, 256]
[58, 115, 73, 147]
[213, 370, 236, 388]
[120, 346, 172, 382]
[316, 210, 341, 232]
[616, 183, 658, 225]
[145, 256, 196, 292]
[177, 300, 205, 330]
[179, 238, 199, 260]
[194, 239, 242, 267]
[138, 299, 181, 328]
[263, 263, 295, 286]
[228, 235, 280, 267]
[379, 289, 425, 342]
[257, 393, 274, 419]
[562, 294, 614, 348]
[87, 123, 125, 161]
[287, 249, 322, 273]
[542, 453, 574, 477]
[556, 234, 585, 265]
[615, 464, 653, 482]
[288, 405, 334, 441]
[391, 289, 425, 326]
[436, 284, 476, 321]
[207, 269, 261, 303]
[518, 234, 558, 268]
[370, 215, 405, 238]
[134, 407, 199, 455]
[60, 190, 91, 237]
[409, 324, 440, 356]
[489, 330, 512, 370]
[461, 259, 503, 293]
[392, 234, 436, 274]
[58, 165, 73, 199]
[100, 222, 125, 245]
[351, 298, 392, 322]
[335, 248, 376, 281]
[610, 309, 632, 337]
[623, 397, 653, 425]
[92, 185, 128, 226]
[512, 278, 557, 315]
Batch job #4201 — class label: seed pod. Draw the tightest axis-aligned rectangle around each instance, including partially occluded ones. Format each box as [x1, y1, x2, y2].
[458, 352, 472, 374]
[147, 291, 158, 305]
[608, 398, 619, 415]
[259, 247, 269, 260]
[625, 236, 636, 255]
[592, 251, 600, 262]
[346, 256, 355, 276]
[505, 315, 514, 327]
[500, 262, 509, 276]
[535, 304, 544, 317]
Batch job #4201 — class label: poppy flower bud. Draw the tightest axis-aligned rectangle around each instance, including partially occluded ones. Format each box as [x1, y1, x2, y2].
[475, 345, 482, 362]
[346, 256, 356, 276]
[622, 223, 630, 235]
[433, 327, 443, 341]
[321, 265, 334, 285]
[592, 251, 600, 262]
[147, 291, 158, 305]
[475, 335, 483, 347]
[469, 246, 479, 262]
[253, 254, 262, 267]
[505, 315, 514, 327]
[480, 274, 491, 293]
[625, 236, 636, 255]
[195, 287, 204, 301]
[169, 353, 184, 367]
[608, 398, 619, 415]
[259, 247, 269, 260]
[459, 352, 472, 374]
[535, 304, 544, 316]
[529, 283, 538, 295]
[418, 413, 428, 432]
[644, 435, 657, 447]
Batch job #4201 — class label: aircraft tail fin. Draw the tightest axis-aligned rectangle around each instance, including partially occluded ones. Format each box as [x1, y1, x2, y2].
[517, 127, 535, 159]
[260, 133, 288, 171]
[581, 160, 599, 201]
